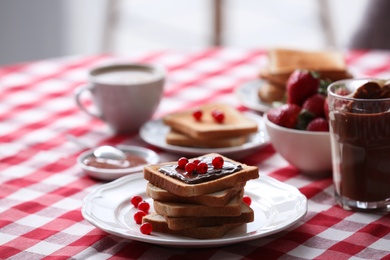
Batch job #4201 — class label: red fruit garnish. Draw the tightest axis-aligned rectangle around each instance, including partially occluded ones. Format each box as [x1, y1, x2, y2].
[287, 70, 320, 106]
[134, 210, 146, 224]
[177, 157, 188, 169]
[192, 159, 200, 165]
[211, 109, 225, 123]
[196, 162, 208, 174]
[302, 94, 326, 118]
[192, 109, 203, 121]
[185, 162, 196, 174]
[267, 104, 302, 129]
[242, 196, 252, 206]
[138, 201, 150, 213]
[212, 156, 224, 169]
[140, 222, 153, 235]
[306, 117, 329, 132]
[131, 195, 143, 208]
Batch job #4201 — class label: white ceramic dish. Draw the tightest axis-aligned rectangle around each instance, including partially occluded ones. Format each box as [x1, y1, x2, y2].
[263, 113, 332, 176]
[139, 112, 270, 160]
[82, 173, 307, 248]
[77, 145, 159, 181]
[235, 79, 272, 113]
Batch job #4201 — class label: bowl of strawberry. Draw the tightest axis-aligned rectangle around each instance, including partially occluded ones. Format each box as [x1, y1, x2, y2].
[264, 69, 333, 176]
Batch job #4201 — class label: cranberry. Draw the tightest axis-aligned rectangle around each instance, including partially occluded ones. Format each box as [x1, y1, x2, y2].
[138, 201, 150, 213]
[192, 109, 203, 121]
[242, 196, 252, 206]
[177, 157, 188, 169]
[134, 210, 146, 224]
[185, 162, 196, 174]
[130, 195, 143, 208]
[140, 222, 153, 235]
[212, 109, 225, 123]
[196, 162, 208, 174]
[212, 156, 224, 169]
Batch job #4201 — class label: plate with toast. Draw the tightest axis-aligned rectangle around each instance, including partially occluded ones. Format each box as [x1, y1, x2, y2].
[82, 171, 307, 247]
[139, 103, 270, 159]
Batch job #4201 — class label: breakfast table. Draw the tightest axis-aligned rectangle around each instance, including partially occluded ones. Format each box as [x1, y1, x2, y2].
[1, 48, 390, 259]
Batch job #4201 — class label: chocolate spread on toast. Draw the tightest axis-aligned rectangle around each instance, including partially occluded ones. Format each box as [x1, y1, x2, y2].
[159, 157, 242, 184]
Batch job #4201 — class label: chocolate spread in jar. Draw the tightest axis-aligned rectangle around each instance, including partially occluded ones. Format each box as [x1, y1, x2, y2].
[331, 81, 390, 202]
[84, 152, 147, 169]
[159, 157, 242, 184]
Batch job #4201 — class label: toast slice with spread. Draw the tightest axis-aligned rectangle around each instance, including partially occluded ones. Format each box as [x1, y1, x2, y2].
[143, 153, 259, 197]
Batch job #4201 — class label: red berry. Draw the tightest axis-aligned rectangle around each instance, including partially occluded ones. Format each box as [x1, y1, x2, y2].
[302, 94, 326, 118]
[185, 162, 196, 174]
[138, 201, 150, 213]
[134, 210, 146, 224]
[196, 162, 208, 174]
[177, 157, 188, 169]
[267, 104, 302, 129]
[324, 97, 330, 120]
[242, 196, 252, 206]
[306, 117, 329, 132]
[192, 109, 203, 121]
[140, 222, 153, 235]
[192, 159, 200, 165]
[130, 195, 143, 208]
[287, 70, 320, 106]
[211, 109, 225, 123]
[212, 156, 224, 169]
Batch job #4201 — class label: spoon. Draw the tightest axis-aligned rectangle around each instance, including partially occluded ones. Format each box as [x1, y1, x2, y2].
[93, 145, 127, 161]
[66, 135, 126, 161]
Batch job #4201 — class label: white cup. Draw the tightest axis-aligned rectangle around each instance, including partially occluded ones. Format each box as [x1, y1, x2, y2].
[75, 63, 165, 133]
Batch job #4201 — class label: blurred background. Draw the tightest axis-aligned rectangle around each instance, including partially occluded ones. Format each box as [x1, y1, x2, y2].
[0, 0, 369, 65]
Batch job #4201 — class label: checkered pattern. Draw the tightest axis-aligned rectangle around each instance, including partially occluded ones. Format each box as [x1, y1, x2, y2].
[1, 49, 389, 259]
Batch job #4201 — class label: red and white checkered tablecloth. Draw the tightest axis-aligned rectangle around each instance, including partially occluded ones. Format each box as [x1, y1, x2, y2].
[1, 48, 390, 259]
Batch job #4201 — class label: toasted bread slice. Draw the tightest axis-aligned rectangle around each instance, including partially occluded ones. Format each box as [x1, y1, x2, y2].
[267, 48, 348, 74]
[166, 130, 248, 148]
[165, 202, 254, 230]
[142, 213, 243, 239]
[146, 181, 245, 206]
[163, 103, 258, 140]
[143, 153, 259, 197]
[153, 190, 244, 217]
[258, 81, 286, 103]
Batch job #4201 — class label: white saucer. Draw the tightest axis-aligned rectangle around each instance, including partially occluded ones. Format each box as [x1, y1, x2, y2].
[139, 112, 270, 160]
[77, 145, 159, 181]
[235, 79, 272, 113]
[82, 173, 307, 248]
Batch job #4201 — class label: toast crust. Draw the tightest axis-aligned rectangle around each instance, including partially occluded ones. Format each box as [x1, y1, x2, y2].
[146, 181, 245, 206]
[166, 130, 248, 148]
[143, 153, 259, 197]
[153, 190, 244, 217]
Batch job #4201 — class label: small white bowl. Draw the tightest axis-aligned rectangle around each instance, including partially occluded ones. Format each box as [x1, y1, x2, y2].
[263, 113, 332, 177]
[77, 145, 159, 181]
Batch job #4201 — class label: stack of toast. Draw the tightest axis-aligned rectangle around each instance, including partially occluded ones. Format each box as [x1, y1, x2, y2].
[163, 103, 258, 148]
[143, 153, 259, 239]
[258, 48, 352, 103]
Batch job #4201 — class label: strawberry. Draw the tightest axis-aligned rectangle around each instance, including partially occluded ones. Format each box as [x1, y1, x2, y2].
[324, 97, 329, 120]
[286, 70, 320, 106]
[267, 104, 301, 129]
[302, 94, 326, 118]
[306, 117, 329, 132]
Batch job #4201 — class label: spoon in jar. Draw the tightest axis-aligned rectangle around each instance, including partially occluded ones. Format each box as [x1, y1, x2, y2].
[66, 135, 126, 161]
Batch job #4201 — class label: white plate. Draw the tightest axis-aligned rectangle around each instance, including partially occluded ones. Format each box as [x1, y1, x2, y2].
[235, 79, 272, 113]
[77, 145, 159, 181]
[82, 173, 307, 248]
[139, 112, 270, 160]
